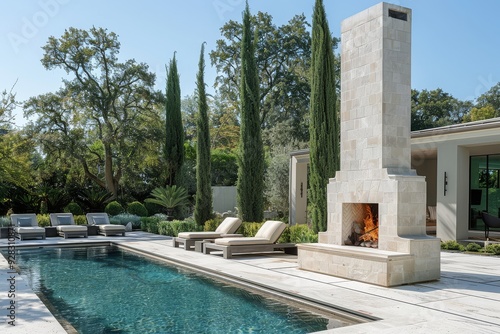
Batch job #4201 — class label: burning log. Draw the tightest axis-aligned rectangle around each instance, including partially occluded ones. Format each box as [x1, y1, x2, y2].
[344, 204, 379, 248]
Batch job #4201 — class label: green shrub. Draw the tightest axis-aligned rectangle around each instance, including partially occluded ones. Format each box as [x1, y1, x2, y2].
[204, 218, 223, 232]
[441, 240, 465, 251]
[144, 201, 163, 215]
[74, 215, 87, 225]
[465, 242, 482, 252]
[105, 201, 124, 216]
[158, 221, 174, 236]
[278, 225, 290, 243]
[110, 213, 141, 229]
[127, 201, 148, 217]
[64, 201, 84, 215]
[485, 243, 500, 255]
[241, 222, 264, 237]
[0, 216, 11, 227]
[153, 213, 170, 221]
[173, 219, 199, 236]
[140, 217, 159, 234]
[289, 224, 318, 243]
[211, 149, 238, 186]
[157, 219, 200, 237]
[36, 214, 50, 227]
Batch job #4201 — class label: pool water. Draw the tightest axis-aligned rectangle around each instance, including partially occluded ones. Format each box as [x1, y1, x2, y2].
[8, 246, 345, 333]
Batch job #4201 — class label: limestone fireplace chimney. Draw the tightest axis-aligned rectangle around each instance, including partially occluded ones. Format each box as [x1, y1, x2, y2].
[298, 2, 440, 287]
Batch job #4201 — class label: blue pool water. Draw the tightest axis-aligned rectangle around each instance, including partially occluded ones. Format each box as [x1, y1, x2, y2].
[7, 246, 349, 333]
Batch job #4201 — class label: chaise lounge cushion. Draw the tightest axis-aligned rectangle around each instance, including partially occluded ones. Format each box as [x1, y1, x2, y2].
[178, 232, 224, 239]
[17, 217, 34, 227]
[16, 227, 45, 233]
[98, 224, 127, 232]
[85, 213, 126, 235]
[177, 217, 242, 240]
[57, 216, 72, 225]
[215, 237, 272, 246]
[214, 221, 286, 246]
[92, 217, 108, 225]
[56, 225, 87, 232]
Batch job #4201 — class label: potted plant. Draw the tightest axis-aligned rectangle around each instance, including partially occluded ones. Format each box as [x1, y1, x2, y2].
[145, 186, 191, 221]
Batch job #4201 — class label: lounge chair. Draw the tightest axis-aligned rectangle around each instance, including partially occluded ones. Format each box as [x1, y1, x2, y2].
[49, 213, 88, 239]
[481, 211, 500, 239]
[11, 214, 46, 240]
[203, 220, 296, 259]
[85, 213, 126, 236]
[172, 217, 242, 250]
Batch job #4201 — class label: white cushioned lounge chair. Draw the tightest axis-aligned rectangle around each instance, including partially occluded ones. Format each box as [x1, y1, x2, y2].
[85, 213, 126, 236]
[49, 213, 88, 239]
[172, 217, 242, 250]
[203, 220, 296, 259]
[11, 214, 46, 240]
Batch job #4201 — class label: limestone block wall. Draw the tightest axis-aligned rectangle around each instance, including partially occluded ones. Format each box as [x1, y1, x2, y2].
[340, 2, 412, 173]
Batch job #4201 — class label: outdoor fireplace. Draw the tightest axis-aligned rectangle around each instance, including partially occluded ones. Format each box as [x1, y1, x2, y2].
[297, 2, 440, 287]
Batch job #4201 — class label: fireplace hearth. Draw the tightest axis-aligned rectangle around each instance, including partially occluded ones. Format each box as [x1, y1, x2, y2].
[297, 2, 440, 287]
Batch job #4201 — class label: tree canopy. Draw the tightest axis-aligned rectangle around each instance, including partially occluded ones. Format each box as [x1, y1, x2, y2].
[210, 11, 312, 143]
[24, 27, 161, 199]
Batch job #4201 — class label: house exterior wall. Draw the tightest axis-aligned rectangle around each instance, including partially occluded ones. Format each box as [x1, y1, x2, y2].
[412, 124, 500, 240]
[289, 154, 309, 225]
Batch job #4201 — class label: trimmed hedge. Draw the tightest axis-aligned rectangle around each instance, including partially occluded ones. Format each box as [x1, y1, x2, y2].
[64, 201, 84, 215]
[127, 201, 148, 217]
[105, 201, 124, 216]
[140, 216, 161, 234]
[157, 219, 200, 237]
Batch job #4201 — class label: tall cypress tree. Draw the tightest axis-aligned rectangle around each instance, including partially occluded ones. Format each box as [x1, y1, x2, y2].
[194, 43, 213, 226]
[309, 0, 339, 233]
[237, 2, 264, 222]
[165, 54, 184, 186]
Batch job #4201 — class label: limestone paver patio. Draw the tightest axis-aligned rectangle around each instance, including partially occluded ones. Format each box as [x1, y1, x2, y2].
[1, 232, 499, 333]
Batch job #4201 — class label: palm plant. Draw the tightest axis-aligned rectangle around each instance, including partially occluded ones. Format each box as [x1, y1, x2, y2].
[145, 186, 190, 219]
[78, 187, 113, 212]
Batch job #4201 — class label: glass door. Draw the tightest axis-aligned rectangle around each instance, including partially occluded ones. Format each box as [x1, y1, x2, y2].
[469, 154, 500, 230]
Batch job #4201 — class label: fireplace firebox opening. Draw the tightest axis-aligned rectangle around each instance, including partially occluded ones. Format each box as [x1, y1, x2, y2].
[343, 203, 379, 248]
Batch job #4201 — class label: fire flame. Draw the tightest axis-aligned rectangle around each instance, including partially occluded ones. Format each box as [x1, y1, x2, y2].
[359, 205, 378, 242]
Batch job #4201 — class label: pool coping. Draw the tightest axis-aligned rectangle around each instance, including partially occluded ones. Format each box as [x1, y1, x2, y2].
[1, 232, 500, 333]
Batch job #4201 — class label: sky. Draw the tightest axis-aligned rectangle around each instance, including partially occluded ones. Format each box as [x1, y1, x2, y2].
[1, 0, 499, 127]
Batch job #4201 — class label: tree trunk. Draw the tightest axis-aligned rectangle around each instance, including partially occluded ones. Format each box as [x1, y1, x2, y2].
[104, 143, 118, 199]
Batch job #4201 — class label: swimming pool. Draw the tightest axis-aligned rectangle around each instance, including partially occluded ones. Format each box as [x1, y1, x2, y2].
[7, 246, 355, 333]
